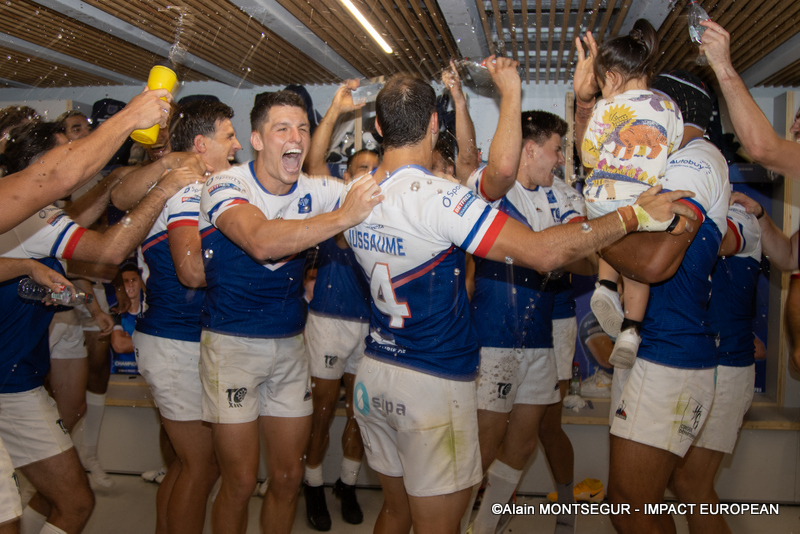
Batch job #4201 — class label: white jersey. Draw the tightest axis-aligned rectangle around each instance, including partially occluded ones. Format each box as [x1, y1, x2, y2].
[344, 165, 509, 379]
[544, 176, 587, 224]
[199, 161, 344, 338]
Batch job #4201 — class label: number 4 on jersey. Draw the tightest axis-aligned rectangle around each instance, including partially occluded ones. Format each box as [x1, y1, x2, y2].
[370, 263, 410, 328]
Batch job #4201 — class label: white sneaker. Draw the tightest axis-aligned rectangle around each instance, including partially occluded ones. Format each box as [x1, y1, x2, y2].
[580, 367, 613, 398]
[141, 466, 167, 484]
[590, 283, 623, 337]
[83, 455, 114, 488]
[609, 329, 641, 369]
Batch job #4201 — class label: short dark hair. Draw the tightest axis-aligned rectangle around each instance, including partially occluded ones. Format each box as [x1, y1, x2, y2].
[0, 105, 38, 136]
[595, 19, 659, 87]
[433, 134, 455, 166]
[171, 101, 234, 152]
[521, 110, 567, 145]
[375, 74, 436, 149]
[55, 110, 88, 129]
[250, 91, 307, 132]
[4, 121, 62, 174]
[347, 148, 380, 173]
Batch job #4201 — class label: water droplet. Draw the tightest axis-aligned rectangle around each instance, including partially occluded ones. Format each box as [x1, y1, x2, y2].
[121, 216, 132, 227]
[505, 256, 514, 264]
[454, 268, 461, 275]
[204, 249, 214, 259]
[410, 181, 420, 191]
[581, 222, 592, 233]
[427, 179, 432, 184]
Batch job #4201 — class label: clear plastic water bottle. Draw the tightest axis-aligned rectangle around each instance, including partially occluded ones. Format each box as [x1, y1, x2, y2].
[17, 278, 93, 306]
[569, 362, 581, 396]
[351, 80, 385, 105]
[688, 1, 710, 65]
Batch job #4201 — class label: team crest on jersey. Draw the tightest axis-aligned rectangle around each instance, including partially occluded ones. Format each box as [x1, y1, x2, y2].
[208, 183, 241, 196]
[298, 193, 312, 214]
[453, 192, 477, 217]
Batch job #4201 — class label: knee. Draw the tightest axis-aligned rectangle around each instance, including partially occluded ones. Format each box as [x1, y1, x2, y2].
[56, 481, 94, 522]
[268, 464, 304, 498]
[221, 470, 258, 502]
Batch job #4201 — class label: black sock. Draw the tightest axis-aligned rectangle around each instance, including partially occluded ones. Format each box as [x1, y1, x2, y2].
[621, 318, 642, 334]
[598, 279, 618, 292]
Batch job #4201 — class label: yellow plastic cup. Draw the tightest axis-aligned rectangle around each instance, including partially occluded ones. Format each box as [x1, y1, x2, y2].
[130, 65, 178, 146]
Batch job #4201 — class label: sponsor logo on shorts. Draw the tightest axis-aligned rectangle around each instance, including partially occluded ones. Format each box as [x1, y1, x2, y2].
[56, 419, 68, 435]
[372, 397, 406, 416]
[355, 382, 370, 416]
[679, 397, 704, 442]
[497, 382, 512, 399]
[324, 355, 339, 369]
[226, 387, 247, 408]
[12, 473, 19, 493]
[615, 400, 627, 420]
[298, 193, 312, 214]
[304, 387, 312, 401]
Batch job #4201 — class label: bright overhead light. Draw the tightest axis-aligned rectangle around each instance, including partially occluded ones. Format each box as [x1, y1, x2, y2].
[339, 0, 393, 54]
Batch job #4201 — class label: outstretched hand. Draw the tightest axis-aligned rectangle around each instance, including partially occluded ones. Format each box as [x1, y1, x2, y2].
[699, 21, 733, 73]
[574, 31, 599, 103]
[341, 174, 383, 227]
[484, 55, 521, 97]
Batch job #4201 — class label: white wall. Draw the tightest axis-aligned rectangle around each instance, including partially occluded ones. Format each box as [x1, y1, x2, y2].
[0, 79, 573, 162]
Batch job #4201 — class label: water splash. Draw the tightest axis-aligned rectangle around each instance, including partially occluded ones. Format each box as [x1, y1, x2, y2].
[158, 6, 193, 66]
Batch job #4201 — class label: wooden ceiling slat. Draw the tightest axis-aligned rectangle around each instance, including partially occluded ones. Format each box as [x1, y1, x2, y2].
[406, 0, 450, 67]
[367, 0, 437, 77]
[760, 58, 800, 87]
[535, 0, 542, 83]
[365, 0, 432, 77]
[521, 0, 530, 84]
[508, 0, 520, 64]
[594, 0, 617, 42]
[475, 0, 496, 56]
[490, 0, 508, 57]
[736, 20, 800, 73]
[554, 0, 572, 84]
[730, 4, 800, 68]
[383, 0, 440, 77]
[344, 0, 421, 76]
[0, 44, 117, 87]
[728, 0, 786, 61]
[609, 0, 632, 38]
[276, 0, 376, 76]
[562, 0, 588, 83]
[655, 0, 704, 74]
[421, 0, 459, 61]
[544, 0, 557, 84]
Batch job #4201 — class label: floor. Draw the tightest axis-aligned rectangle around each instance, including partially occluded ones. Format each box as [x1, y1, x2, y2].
[35, 474, 800, 533]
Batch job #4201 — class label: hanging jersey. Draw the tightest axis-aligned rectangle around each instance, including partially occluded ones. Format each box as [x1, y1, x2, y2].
[466, 166, 555, 348]
[709, 203, 762, 367]
[0, 206, 85, 392]
[583, 90, 683, 204]
[199, 162, 343, 338]
[344, 165, 508, 380]
[308, 236, 370, 321]
[136, 184, 205, 342]
[639, 139, 730, 370]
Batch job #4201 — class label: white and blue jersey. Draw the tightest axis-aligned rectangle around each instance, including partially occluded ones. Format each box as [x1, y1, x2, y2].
[466, 166, 556, 349]
[344, 165, 508, 380]
[308, 237, 370, 322]
[136, 184, 204, 342]
[0, 206, 85, 392]
[199, 162, 343, 338]
[709, 203, 762, 367]
[543, 177, 587, 319]
[638, 139, 730, 370]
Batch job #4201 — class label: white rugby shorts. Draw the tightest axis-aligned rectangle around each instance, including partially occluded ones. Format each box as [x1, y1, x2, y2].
[476, 347, 560, 412]
[693, 364, 754, 454]
[305, 312, 368, 380]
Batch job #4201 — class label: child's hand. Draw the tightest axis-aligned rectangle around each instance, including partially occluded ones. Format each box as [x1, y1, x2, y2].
[574, 31, 599, 103]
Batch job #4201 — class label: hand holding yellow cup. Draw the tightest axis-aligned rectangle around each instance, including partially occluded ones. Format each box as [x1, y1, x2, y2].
[130, 65, 178, 146]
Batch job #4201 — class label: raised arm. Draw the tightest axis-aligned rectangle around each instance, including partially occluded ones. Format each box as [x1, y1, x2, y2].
[485, 185, 698, 273]
[70, 168, 200, 266]
[111, 152, 207, 211]
[0, 89, 172, 234]
[443, 63, 479, 183]
[730, 191, 798, 272]
[305, 81, 364, 177]
[702, 21, 800, 179]
[573, 31, 599, 151]
[214, 175, 382, 262]
[478, 56, 523, 200]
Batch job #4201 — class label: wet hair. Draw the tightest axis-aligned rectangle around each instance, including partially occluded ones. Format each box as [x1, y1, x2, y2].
[594, 19, 659, 87]
[0, 105, 38, 137]
[250, 91, 307, 132]
[521, 110, 568, 145]
[171, 100, 235, 152]
[375, 74, 436, 149]
[4, 121, 62, 174]
[346, 148, 380, 173]
[433, 134, 455, 167]
[55, 110, 88, 130]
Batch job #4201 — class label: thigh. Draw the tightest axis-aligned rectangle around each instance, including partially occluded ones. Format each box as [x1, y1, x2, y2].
[211, 420, 259, 480]
[161, 418, 215, 465]
[259, 415, 311, 474]
[0, 388, 73, 468]
[408, 487, 473, 534]
[261, 335, 313, 418]
[19, 448, 89, 508]
[609, 435, 678, 506]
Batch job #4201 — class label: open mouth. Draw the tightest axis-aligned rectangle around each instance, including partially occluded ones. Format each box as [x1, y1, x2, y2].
[282, 148, 303, 174]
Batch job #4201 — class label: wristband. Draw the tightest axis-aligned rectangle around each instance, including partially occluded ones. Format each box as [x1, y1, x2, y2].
[665, 215, 681, 233]
[756, 205, 765, 219]
[617, 206, 638, 234]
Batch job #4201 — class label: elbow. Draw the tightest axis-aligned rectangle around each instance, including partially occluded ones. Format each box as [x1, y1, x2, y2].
[177, 270, 206, 289]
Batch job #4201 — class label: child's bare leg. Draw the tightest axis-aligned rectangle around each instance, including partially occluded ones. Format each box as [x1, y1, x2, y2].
[597, 258, 620, 286]
[609, 276, 649, 369]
